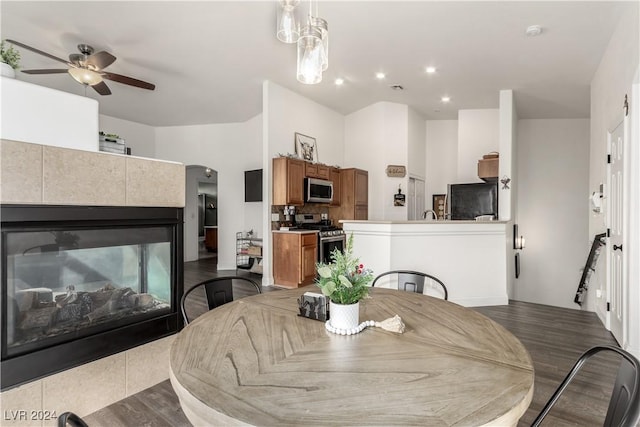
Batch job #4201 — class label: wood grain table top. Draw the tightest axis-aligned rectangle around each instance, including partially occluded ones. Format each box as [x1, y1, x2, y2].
[170, 287, 534, 426]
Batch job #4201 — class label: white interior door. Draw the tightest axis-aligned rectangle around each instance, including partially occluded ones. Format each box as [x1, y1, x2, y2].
[408, 177, 425, 220]
[608, 119, 626, 344]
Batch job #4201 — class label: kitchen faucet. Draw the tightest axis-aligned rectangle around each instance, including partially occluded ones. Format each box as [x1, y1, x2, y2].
[422, 210, 438, 220]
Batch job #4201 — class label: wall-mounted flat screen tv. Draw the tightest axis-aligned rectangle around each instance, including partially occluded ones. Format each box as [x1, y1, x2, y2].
[244, 169, 263, 202]
[448, 182, 498, 220]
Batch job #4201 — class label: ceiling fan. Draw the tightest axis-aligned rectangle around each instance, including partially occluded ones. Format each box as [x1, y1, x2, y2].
[6, 39, 155, 96]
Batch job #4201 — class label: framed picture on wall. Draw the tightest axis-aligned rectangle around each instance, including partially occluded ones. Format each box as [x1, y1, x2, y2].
[295, 133, 317, 162]
[432, 194, 447, 219]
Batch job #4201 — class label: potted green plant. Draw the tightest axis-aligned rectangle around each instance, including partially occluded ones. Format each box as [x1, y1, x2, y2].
[316, 234, 373, 331]
[1, 40, 20, 78]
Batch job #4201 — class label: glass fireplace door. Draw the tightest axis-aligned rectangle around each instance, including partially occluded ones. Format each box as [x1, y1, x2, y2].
[5, 226, 172, 357]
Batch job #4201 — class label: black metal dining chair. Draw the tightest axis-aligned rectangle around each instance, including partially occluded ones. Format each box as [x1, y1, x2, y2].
[531, 345, 640, 427]
[181, 276, 261, 324]
[371, 270, 448, 300]
[57, 412, 88, 427]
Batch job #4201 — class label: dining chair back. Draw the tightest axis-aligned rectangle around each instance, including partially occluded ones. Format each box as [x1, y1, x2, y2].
[371, 270, 448, 300]
[531, 345, 640, 427]
[57, 412, 88, 427]
[181, 276, 261, 324]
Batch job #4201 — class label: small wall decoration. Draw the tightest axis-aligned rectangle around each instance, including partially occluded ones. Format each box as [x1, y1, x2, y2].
[295, 133, 317, 162]
[500, 175, 511, 190]
[385, 165, 406, 177]
[394, 186, 406, 206]
[432, 194, 447, 219]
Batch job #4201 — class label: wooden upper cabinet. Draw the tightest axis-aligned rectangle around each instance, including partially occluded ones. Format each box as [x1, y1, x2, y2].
[333, 168, 368, 220]
[273, 157, 304, 206]
[354, 169, 368, 206]
[305, 163, 330, 180]
[330, 168, 341, 206]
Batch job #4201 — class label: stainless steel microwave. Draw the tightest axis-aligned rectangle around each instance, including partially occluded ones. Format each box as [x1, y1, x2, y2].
[305, 178, 333, 203]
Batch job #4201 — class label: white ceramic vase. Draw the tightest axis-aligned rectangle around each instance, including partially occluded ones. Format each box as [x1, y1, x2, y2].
[1, 62, 15, 78]
[329, 301, 360, 330]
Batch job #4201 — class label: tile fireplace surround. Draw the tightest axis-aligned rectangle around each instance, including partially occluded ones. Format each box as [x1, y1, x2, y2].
[0, 139, 185, 426]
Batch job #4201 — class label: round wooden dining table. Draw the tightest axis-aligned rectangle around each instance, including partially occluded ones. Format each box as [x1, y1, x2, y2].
[170, 287, 534, 426]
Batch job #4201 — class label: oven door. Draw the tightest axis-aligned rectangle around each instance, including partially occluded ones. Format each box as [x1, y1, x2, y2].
[319, 235, 346, 264]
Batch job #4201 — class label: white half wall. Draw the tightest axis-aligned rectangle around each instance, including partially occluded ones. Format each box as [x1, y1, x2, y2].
[425, 120, 458, 211]
[1, 77, 98, 151]
[457, 109, 499, 183]
[154, 114, 263, 269]
[515, 119, 590, 310]
[99, 114, 155, 159]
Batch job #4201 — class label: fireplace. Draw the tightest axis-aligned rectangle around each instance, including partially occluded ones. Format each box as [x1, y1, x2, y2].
[1, 205, 183, 390]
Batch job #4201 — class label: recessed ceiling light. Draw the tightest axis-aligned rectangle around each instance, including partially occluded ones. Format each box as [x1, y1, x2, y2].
[441, 96, 450, 102]
[375, 72, 386, 80]
[426, 67, 436, 74]
[335, 78, 344, 86]
[525, 25, 542, 37]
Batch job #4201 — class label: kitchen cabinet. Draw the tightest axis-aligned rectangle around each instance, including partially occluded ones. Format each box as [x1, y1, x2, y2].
[331, 168, 368, 220]
[273, 157, 304, 206]
[305, 163, 330, 180]
[272, 231, 317, 288]
[478, 157, 499, 182]
[329, 167, 341, 206]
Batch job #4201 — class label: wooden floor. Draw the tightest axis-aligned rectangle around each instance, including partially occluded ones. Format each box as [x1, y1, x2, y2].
[85, 259, 618, 427]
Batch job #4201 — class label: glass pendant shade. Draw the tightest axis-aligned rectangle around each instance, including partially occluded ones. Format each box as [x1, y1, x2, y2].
[310, 17, 328, 71]
[297, 25, 323, 84]
[68, 67, 103, 86]
[277, 0, 300, 43]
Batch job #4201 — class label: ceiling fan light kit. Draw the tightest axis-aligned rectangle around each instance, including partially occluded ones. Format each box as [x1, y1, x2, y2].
[277, 0, 329, 85]
[5, 39, 155, 96]
[68, 67, 103, 86]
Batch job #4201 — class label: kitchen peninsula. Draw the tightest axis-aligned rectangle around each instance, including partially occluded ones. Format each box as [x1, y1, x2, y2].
[341, 220, 511, 307]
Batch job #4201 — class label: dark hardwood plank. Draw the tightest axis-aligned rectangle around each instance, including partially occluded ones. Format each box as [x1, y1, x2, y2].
[87, 261, 620, 427]
[474, 300, 618, 427]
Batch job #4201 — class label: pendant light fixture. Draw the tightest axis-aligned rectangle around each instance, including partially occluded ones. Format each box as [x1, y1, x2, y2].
[277, 0, 329, 84]
[296, 0, 328, 84]
[276, 0, 300, 43]
[297, 25, 323, 84]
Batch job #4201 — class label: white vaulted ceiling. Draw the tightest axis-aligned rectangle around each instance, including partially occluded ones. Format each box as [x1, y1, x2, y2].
[0, 1, 631, 126]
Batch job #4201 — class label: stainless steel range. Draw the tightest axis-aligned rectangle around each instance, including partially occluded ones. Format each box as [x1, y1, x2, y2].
[295, 214, 346, 263]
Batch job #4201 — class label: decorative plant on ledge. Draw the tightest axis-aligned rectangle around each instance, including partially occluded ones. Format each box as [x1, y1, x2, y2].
[316, 234, 373, 305]
[0, 40, 20, 70]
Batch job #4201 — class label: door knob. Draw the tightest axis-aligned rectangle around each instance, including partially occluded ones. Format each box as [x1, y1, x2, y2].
[613, 244, 623, 251]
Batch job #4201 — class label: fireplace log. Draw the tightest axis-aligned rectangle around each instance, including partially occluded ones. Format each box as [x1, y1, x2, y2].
[18, 306, 58, 330]
[86, 287, 136, 322]
[16, 288, 53, 311]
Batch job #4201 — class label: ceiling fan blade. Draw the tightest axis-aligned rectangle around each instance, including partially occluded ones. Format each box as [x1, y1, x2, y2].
[6, 39, 70, 65]
[102, 72, 155, 90]
[22, 69, 69, 74]
[86, 51, 116, 70]
[91, 81, 112, 96]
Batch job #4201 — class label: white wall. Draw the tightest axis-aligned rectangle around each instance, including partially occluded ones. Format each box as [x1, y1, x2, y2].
[345, 102, 409, 221]
[590, 2, 639, 355]
[262, 81, 345, 284]
[154, 114, 263, 269]
[408, 107, 426, 179]
[99, 114, 155, 158]
[425, 120, 458, 211]
[515, 119, 590, 310]
[1, 77, 98, 151]
[457, 109, 499, 183]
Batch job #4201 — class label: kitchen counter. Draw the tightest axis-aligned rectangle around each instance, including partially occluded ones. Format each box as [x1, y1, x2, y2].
[341, 220, 511, 307]
[272, 229, 318, 234]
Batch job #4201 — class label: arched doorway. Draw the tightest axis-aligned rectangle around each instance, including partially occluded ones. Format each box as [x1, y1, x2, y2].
[185, 165, 218, 264]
